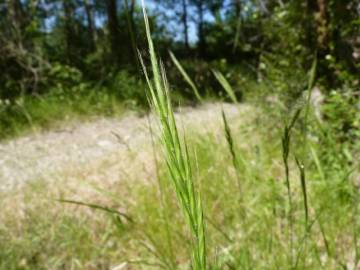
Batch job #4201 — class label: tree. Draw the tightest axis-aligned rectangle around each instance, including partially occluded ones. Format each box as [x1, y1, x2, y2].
[154, 0, 191, 52]
[105, 0, 121, 64]
[123, 0, 139, 69]
[189, 0, 223, 57]
[83, 0, 96, 51]
[181, 0, 190, 50]
[63, 0, 78, 63]
[1, 0, 50, 96]
[191, 0, 206, 57]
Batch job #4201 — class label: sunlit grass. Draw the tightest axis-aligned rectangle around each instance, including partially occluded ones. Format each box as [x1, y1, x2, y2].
[139, 2, 206, 268]
[0, 104, 358, 269]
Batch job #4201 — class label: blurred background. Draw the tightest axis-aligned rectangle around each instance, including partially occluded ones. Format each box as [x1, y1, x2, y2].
[0, 0, 359, 139]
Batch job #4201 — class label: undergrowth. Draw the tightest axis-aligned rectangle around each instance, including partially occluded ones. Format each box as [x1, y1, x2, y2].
[0, 87, 126, 140]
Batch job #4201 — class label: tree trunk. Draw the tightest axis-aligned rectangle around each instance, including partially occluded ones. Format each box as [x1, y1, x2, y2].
[182, 0, 190, 51]
[196, 0, 206, 57]
[124, 0, 139, 70]
[233, 0, 242, 53]
[83, 0, 96, 51]
[307, 0, 334, 86]
[234, 0, 241, 18]
[305, 0, 316, 50]
[129, 0, 136, 17]
[316, 0, 329, 50]
[7, 0, 26, 39]
[63, 0, 77, 63]
[106, 0, 121, 64]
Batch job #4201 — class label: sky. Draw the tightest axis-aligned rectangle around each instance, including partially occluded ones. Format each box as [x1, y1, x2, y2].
[144, 0, 199, 43]
[142, 0, 237, 43]
[42, 0, 236, 44]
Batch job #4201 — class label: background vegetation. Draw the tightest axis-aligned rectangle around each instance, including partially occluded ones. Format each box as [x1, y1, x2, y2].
[0, 0, 359, 269]
[1, 0, 359, 138]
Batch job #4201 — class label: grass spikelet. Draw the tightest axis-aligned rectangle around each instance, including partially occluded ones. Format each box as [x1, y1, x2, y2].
[212, 70, 238, 103]
[140, 1, 206, 269]
[281, 108, 301, 263]
[295, 157, 308, 225]
[169, 51, 203, 102]
[281, 108, 301, 207]
[304, 55, 318, 135]
[221, 109, 241, 192]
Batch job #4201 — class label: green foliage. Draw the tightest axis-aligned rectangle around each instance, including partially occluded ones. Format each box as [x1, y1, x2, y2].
[314, 88, 360, 174]
[0, 84, 127, 139]
[49, 63, 83, 86]
[110, 71, 147, 107]
[322, 89, 360, 144]
[258, 54, 308, 106]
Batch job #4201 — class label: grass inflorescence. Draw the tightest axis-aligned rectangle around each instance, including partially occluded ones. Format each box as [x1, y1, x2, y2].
[139, 2, 206, 269]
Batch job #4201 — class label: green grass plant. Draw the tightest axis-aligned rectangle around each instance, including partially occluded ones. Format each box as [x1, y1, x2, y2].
[139, 1, 206, 269]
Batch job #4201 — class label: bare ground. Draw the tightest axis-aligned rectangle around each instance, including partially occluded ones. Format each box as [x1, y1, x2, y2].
[0, 103, 251, 191]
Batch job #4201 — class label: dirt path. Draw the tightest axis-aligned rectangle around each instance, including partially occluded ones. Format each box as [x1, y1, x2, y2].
[0, 103, 250, 191]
